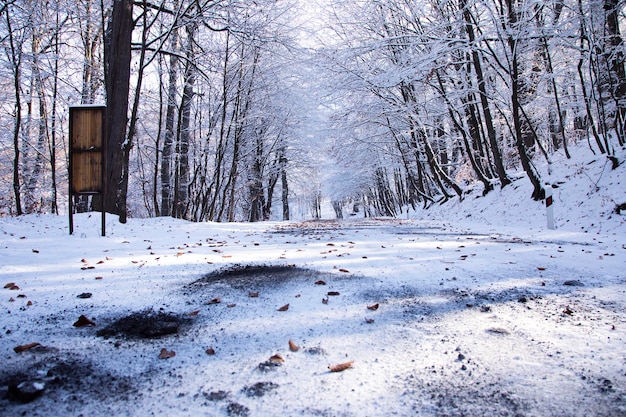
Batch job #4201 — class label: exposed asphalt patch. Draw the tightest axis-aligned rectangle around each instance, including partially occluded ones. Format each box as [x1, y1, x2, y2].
[96, 310, 192, 339]
[188, 263, 345, 291]
[242, 381, 279, 398]
[1, 353, 136, 412]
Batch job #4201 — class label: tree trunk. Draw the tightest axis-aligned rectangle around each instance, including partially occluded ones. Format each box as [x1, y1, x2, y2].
[103, 0, 133, 223]
[280, 151, 289, 221]
[160, 28, 179, 217]
[461, 0, 511, 188]
[603, 0, 626, 146]
[505, 0, 544, 200]
[173, 22, 196, 219]
[6, 12, 23, 215]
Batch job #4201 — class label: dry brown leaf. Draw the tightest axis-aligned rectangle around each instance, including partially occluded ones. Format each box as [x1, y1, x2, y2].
[106, 257, 113, 261]
[314, 280, 326, 285]
[97, 260, 105, 264]
[159, 348, 176, 359]
[176, 252, 185, 257]
[188, 310, 201, 316]
[227, 303, 237, 308]
[277, 303, 289, 311]
[328, 361, 354, 372]
[537, 267, 546, 271]
[73, 315, 95, 327]
[26, 300, 32, 306]
[205, 347, 216, 355]
[269, 354, 284, 363]
[4, 282, 16, 289]
[9, 297, 15, 302]
[95, 276, 103, 280]
[32, 249, 39, 253]
[288, 340, 299, 352]
[365, 318, 375, 324]
[8, 284, 20, 290]
[327, 291, 340, 296]
[13, 342, 41, 353]
[339, 268, 349, 273]
[80, 258, 88, 263]
[248, 291, 259, 298]
[206, 297, 221, 305]
[367, 303, 379, 311]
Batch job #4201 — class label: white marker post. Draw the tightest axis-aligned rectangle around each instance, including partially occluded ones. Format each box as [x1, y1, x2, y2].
[545, 185, 554, 230]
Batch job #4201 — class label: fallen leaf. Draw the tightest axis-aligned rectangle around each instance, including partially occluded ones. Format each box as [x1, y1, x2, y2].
[537, 267, 546, 271]
[106, 257, 113, 261]
[314, 280, 327, 285]
[322, 297, 328, 305]
[188, 310, 200, 316]
[367, 303, 379, 311]
[4, 282, 15, 289]
[95, 276, 103, 280]
[329, 361, 354, 372]
[365, 318, 375, 324]
[327, 291, 340, 296]
[73, 315, 95, 327]
[248, 291, 259, 298]
[97, 260, 105, 264]
[326, 243, 335, 246]
[227, 303, 237, 308]
[9, 297, 15, 302]
[269, 354, 284, 363]
[206, 297, 221, 305]
[80, 258, 88, 263]
[8, 284, 20, 290]
[26, 300, 32, 306]
[205, 347, 216, 355]
[339, 268, 349, 273]
[295, 294, 301, 298]
[289, 340, 299, 352]
[32, 249, 39, 253]
[159, 348, 176, 359]
[563, 306, 574, 315]
[13, 342, 41, 353]
[277, 303, 289, 311]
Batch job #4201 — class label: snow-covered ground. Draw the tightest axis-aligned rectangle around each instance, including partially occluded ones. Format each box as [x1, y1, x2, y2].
[1, 144, 625, 416]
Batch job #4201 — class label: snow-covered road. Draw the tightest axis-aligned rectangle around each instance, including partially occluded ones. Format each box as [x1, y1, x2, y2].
[1, 215, 624, 416]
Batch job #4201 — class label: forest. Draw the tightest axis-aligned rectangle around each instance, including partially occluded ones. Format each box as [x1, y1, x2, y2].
[0, 0, 624, 223]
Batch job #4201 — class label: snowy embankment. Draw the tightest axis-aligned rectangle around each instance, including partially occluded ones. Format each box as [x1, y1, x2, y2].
[0, 144, 625, 416]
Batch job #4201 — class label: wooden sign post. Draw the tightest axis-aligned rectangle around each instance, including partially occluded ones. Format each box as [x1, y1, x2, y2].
[69, 105, 106, 236]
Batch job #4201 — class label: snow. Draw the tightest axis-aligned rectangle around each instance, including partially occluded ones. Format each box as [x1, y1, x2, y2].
[1, 144, 625, 416]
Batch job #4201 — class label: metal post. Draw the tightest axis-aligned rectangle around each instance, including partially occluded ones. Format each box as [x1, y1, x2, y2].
[545, 185, 554, 230]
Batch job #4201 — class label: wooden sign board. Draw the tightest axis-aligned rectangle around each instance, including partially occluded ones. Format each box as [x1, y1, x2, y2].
[69, 105, 106, 235]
